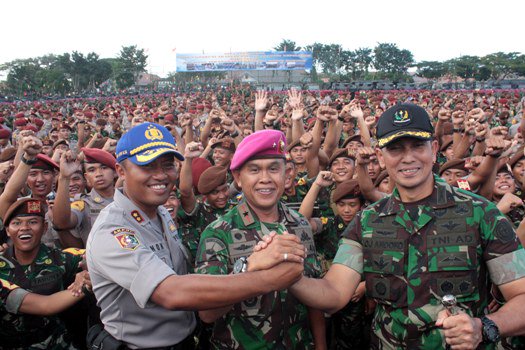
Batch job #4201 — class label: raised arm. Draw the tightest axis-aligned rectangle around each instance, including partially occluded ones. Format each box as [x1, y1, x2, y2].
[179, 142, 204, 214]
[356, 147, 385, 203]
[53, 151, 81, 230]
[0, 132, 42, 219]
[254, 91, 269, 131]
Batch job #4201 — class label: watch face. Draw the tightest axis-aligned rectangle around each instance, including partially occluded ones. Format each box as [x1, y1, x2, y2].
[233, 258, 244, 274]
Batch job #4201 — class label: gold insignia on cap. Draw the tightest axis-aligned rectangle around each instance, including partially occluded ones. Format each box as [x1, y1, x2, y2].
[273, 142, 277, 148]
[278, 140, 285, 153]
[27, 200, 41, 214]
[131, 210, 144, 223]
[144, 125, 163, 141]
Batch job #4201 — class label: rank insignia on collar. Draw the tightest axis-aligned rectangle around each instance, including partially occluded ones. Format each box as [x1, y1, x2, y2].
[114, 232, 140, 250]
[94, 196, 102, 203]
[169, 223, 176, 231]
[131, 210, 144, 223]
[338, 223, 344, 229]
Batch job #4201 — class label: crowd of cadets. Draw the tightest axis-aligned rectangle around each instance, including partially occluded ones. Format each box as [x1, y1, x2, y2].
[0, 85, 525, 349]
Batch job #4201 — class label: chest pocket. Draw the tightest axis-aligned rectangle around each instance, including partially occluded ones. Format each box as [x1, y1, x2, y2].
[228, 229, 257, 265]
[426, 216, 480, 303]
[362, 235, 407, 307]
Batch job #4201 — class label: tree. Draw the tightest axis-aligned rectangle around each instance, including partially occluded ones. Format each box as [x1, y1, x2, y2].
[416, 61, 449, 80]
[115, 45, 148, 89]
[273, 39, 301, 52]
[373, 43, 414, 81]
[482, 52, 520, 80]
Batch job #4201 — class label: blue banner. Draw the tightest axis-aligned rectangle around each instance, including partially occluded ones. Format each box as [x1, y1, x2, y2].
[176, 51, 313, 72]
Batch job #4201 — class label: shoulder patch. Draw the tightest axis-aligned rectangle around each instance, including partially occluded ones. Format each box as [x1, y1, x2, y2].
[111, 228, 135, 236]
[131, 210, 144, 223]
[114, 231, 140, 250]
[0, 278, 19, 291]
[62, 248, 86, 256]
[71, 200, 85, 211]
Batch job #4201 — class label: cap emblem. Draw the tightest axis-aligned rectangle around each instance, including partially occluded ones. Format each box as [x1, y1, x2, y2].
[27, 200, 41, 214]
[278, 140, 285, 153]
[393, 109, 410, 125]
[145, 125, 163, 141]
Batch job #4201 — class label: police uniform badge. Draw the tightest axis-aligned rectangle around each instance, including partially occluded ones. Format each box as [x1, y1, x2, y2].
[114, 231, 140, 250]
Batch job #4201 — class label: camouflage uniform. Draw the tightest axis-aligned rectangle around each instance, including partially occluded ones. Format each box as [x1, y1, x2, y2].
[0, 244, 83, 350]
[178, 201, 232, 266]
[196, 201, 322, 350]
[281, 176, 311, 212]
[333, 176, 525, 349]
[70, 189, 113, 245]
[318, 216, 370, 350]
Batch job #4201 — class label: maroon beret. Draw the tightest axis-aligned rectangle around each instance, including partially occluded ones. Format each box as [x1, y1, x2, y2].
[14, 119, 28, 126]
[15, 112, 25, 119]
[33, 154, 59, 170]
[52, 139, 69, 150]
[192, 157, 212, 194]
[81, 147, 116, 170]
[212, 137, 236, 152]
[198, 165, 228, 195]
[0, 129, 11, 139]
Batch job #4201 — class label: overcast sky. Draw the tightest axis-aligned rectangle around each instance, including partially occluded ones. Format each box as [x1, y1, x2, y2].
[1, 0, 523, 78]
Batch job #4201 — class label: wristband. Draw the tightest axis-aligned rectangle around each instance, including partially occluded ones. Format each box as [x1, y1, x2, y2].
[476, 137, 485, 143]
[20, 155, 37, 165]
[453, 128, 464, 133]
[230, 130, 239, 138]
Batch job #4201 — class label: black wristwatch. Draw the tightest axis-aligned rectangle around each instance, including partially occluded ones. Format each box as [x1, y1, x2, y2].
[20, 155, 37, 165]
[480, 316, 500, 344]
[233, 256, 248, 274]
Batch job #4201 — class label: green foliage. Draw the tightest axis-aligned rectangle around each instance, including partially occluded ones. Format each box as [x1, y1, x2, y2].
[373, 43, 414, 81]
[115, 45, 148, 89]
[273, 39, 301, 52]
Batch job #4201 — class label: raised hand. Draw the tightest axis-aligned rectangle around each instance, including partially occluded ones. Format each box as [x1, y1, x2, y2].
[287, 88, 303, 110]
[59, 151, 81, 179]
[184, 142, 204, 159]
[356, 147, 377, 166]
[314, 171, 334, 188]
[255, 90, 269, 112]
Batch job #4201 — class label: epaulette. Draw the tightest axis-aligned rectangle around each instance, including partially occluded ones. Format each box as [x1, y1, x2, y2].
[71, 200, 85, 212]
[237, 202, 255, 226]
[62, 248, 86, 256]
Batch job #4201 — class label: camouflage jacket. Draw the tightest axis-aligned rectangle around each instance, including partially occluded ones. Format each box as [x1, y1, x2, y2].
[315, 215, 347, 275]
[196, 201, 321, 350]
[333, 176, 525, 349]
[0, 244, 83, 349]
[178, 201, 232, 265]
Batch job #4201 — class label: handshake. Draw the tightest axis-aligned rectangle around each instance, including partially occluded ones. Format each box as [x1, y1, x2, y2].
[244, 231, 307, 288]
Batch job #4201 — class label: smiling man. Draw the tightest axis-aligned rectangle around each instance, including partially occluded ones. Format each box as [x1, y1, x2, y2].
[86, 123, 306, 350]
[195, 130, 324, 349]
[276, 104, 525, 349]
[0, 198, 84, 349]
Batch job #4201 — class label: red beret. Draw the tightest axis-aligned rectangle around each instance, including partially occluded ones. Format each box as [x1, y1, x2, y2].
[15, 112, 25, 119]
[164, 114, 174, 123]
[0, 129, 11, 139]
[230, 130, 286, 170]
[84, 111, 95, 119]
[24, 125, 38, 133]
[191, 157, 212, 194]
[196, 104, 204, 110]
[81, 147, 116, 170]
[33, 154, 59, 170]
[14, 119, 27, 126]
[31, 118, 44, 127]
